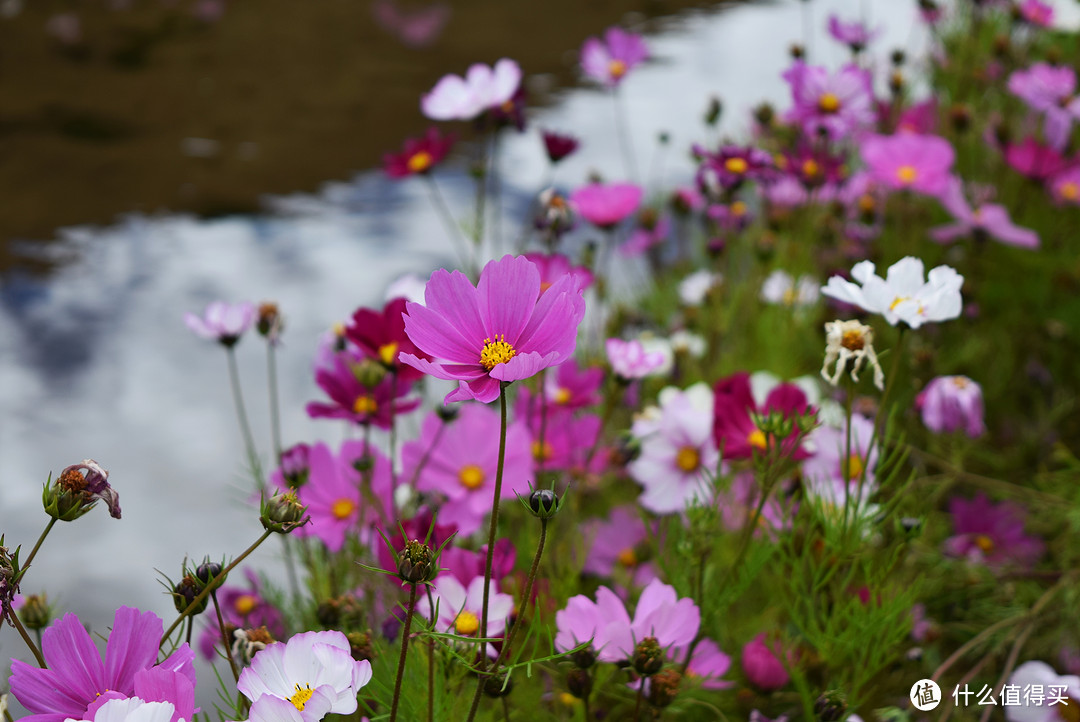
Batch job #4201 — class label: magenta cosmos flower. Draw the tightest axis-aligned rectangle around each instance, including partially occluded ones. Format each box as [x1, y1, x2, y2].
[384, 127, 455, 178]
[827, 14, 881, 52]
[1008, 63, 1080, 150]
[541, 130, 580, 164]
[400, 255, 585, 403]
[712, 372, 812, 461]
[1018, 0, 1054, 27]
[521, 252, 594, 294]
[306, 353, 421, 428]
[10, 607, 196, 722]
[421, 58, 522, 121]
[784, 61, 875, 140]
[860, 133, 955, 196]
[299, 441, 393, 552]
[580, 27, 648, 87]
[400, 405, 533, 535]
[742, 633, 791, 691]
[1003, 137, 1072, 182]
[931, 178, 1039, 249]
[917, 375, 986, 438]
[569, 182, 643, 228]
[944, 493, 1044, 568]
[184, 301, 256, 347]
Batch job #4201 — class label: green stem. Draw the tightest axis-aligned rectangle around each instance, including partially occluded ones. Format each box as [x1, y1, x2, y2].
[633, 682, 645, 722]
[465, 384, 510, 722]
[267, 342, 282, 462]
[160, 529, 273, 648]
[493, 519, 548, 669]
[226, 346, 265, 494]
[427, 586, 437, 722]
[9, 609, 46, 667]
[859, 326, 907, 489]
[212, 590, 242, 684]
[424, 175, 475, 276]
[389, 583, 418, 722]
[13, 517, 57, 584]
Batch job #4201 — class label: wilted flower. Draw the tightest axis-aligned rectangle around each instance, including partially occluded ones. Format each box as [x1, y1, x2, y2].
[821, 320, 884, 390]
[184, 301, 256, 347]
[384, 127, 455, 178]
[821, 257, 964, 329]
[917, 375, 985, 437]
[45, 458, 121, 520]
[580, 27, 648, 87]
[569, 182, 643, 228]
[421, 58, 522, 121]
[945, 493, 1044, 568]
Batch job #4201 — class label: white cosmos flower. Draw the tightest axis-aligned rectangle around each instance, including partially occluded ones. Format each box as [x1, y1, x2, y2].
[421, 59, 522, 121]
[68, 698, 179, 722]
[678, 270, 722, 306]
[761, 270, 820, 307]
[1005, 661, 1080, 722]
[821, 256, 963, 328]
[417, 574, 514, 657]
[237, 631, 372, 720]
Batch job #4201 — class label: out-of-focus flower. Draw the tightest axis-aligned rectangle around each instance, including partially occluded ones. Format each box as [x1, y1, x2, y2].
[821, 320, 884, 390]
[821, 257, 964, 329]
[345, 297, 431, 382]
[542, 358, 603, 410]
[306, 353, 420, 428]
[299, 442, 393, 553]
[1018, 0, 1055, 28]
[945, 493, 1044, 568]
[629, 383, 719, 514]
[621, 210, 670, 257]
[917, 375, 985, 437]
[860, 133, 955, 197]
[542, 130, 580, 164]
[522, 252, 593, 294]
[713, 371, 812, 461]
[400, 255, 586, 404]
[675, 638, 732, 689]
[79, 698, 181, 722]
[826, 14, 881, 52]
[516, 387, 601, 472]
[184, 301, 256, 347]
[931, 178, 1039, 248]
[437, 540, 515, 587]
[606, 338, 667, 381]
[237, 631, 371, 715]
[783, 61, 875, 140]
[421, 59, 522, 121]
[10, 607, 196, 722]
[372, 0, 450, 49]
[582, 506, 657, 587]
[695, 145, 775, 194]
[384, 127, 455, 178]
[761, 270, 819, 308]
[802, 413, 879, 516]
[417, 575, 513, 657]
[1049, 167, 1080, 204]
[401, 406, 533, 536]
[1003, 138, 1071, 182]
[1005, 662, 1080, 722]
[678, 270, 722, 306]
[1008, 63, 1079, 150]
[199, 570, 286, 661]
[742, 633, 791, 691]
[384, 272, 428, 305]
[569, 182, 643, 228]
[580, 27, 648, 87]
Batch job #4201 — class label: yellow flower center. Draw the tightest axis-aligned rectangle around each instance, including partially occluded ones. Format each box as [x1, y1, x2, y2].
[889, 296, 910, 311]
[290, 683, 314, 710]
[818, 92, 841, 113]
[617, 547, 638, 567]
[802, 159, 820, 178]
[724, 157, 749, 175]
[675, 446, 701, 472]
[609, 59, 627, 79]
[455, 610, 480, 636]
[539, 280, 553, 293]
[747, 428, 768, 450]
[782, 288, 796, 306]
[353, 395, 378, 415]
[331, 498, 355, 520]
[532, 440, 554, 462]
[974, 534, 995, 553]
[1061, 181, 1079, 200]
[458, 464, 485, 490]
[896, 165, 918, 184]
[378, 341, 399, 366]
[234, 594, 258, 616]
[731, 200, 748, 216]
[844, 454, 864, 482]
[841, 329, 866, 351]
[480, 335, 517, 370]
[559, 692, 580, 708]
[857, 194, 876, 213]
[952, 377, 970, 389]
[407, 151, 433, 174]
[554, 387, 572, 405]
[1059, 698, 1080, 722]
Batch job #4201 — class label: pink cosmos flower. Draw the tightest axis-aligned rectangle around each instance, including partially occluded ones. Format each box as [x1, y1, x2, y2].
[1008, 63, 1080, 150]
[783, 61, 875, 141]
[541, 130, 580, 164]
[803, 412, 878, 494]
[569, 182, 643, 228]
[384, 127, 455, 178]
[916, 375, 986, 437]
[620, 213, 671, 257]
[944, 493, 1044, 568]
[677, 638, 733, 689]
[1018, 0, 1055, 27]
[542, 358, 603, 410]
[438, 540, 516, 586]
[581, 506, 657, 587]
[10, 607, 197, 722]
[199, 569, 287, 661]
[580, 27, 648, 87]
[742, 633, 791, 691]
[299, 441, 393, 553]
[521, 252, 594, 294]
[400, 405, 533, 536]
[400, 254, 586, 404]
[930, 178, 1039, 248]
[1003, 138, 1071, 181]
[717, 471, 790, 534]
[184, 301, 256, 346]
[421, 58, 522, 121]
[860, 133, 955, 196]
[417, 574, 513, 657]
[1050, 166, 1080, 204]
[306, 353, 421, 428]
[515, 387, 602, 472]
[826, 14, 881, 52]
[712, 371, 812, 461]
[606, 338, 667, 380]
[893, 98, 939, 134]
[695, 145, 776, 194]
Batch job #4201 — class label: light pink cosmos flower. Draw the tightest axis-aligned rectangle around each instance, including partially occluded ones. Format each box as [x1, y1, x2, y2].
[1018, 0, 1055, 28]
[945, 493, 1044, 569]
[299, 441, 393, 553]
[569, 182, 643, 228]
[521, 252, 594, 294]
[554, 586, 630, 660]
[1008, 63, 1080, 150]
[400, 254, 586, 404]
[821, 257, 964, 328]
[930, 178, 1039, 249]
[400, 406, 533, 536]
[580, 27, 648, 87]
[417, 574, 513, 657]
[606, 338, 667, 380]
[421, 58, 522, 121]
[916, 375, 985, 437]
[1005, 662, 1080, 721]
[1050, 166, 1080, 204]
[184, 301, 256, 346]
[826, 14, 881, 51]
[860, 133, 955, 197]
[783, 61, 875, 141]
[582, 506, 658, 587]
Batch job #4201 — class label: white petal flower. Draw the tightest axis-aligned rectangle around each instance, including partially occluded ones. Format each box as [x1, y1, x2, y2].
[70, 699, 179, 722]
[821, 256, 963, 328]
[678, 270, 722, 306]
[821, 320, 885, 390]
[1005, 661, 1080, 722]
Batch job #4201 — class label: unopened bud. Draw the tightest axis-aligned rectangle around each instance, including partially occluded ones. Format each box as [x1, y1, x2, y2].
[19, 594, 51, 630]
[648, 669, 682, 708]
[815, 689, 848, 721]
[398, 540, 436, 584]
[632, 637, 664, 676]
[483, 669, 513, 698]
[353, 359, 388, 389]
[173, 575, 207, 615]
[571, 646, 597, 670]
[347, 630, 375, 662]
[256, 302, 283, 341]
[195, 559, 225, 587]
[527, 489, 560, 520]
[260, 491, 309, 534]
[567, 668, 592, 699]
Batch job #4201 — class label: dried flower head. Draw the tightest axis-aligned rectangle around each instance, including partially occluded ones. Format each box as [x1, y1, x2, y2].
[821, 320, 884, 391]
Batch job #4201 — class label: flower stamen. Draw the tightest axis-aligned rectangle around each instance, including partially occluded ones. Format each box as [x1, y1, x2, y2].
[290, 683, 314, 710]
[480, 335, 517, 370]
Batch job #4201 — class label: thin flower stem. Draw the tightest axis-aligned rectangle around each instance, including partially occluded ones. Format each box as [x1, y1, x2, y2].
[211, 590, 242, 684]
[502, 696, 511, 722]
[389, 583, 418, 722]
[424, 176, 475, 277]
[14, 517, 56, 584]
[226, 346, 265, 494]
[407, 421, 447, 491]
[493, 519, 548, 669]
[160, 529, 273, 647]
[9, 609, 46, 667]
[185, 617, 193, 647]
[465, 384, 510, 722]
[633, 682, 645, 722]
[613, 86, 639, 183]
[583, 695, 592, 722]
[266, 343, 283, 462]
[427, 586, 436, 722]
[858, 326, 907, 489]
[390, 371, 399, 489]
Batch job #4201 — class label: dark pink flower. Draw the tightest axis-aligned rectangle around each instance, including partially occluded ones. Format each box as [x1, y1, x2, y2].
[712, 372, 812, 461]
[521, 252, 594, 294]
[916, 375, 986, 437]
[306, 353, 421, 428]
[930, 178, 1038, 248]
[695, 145, 775, 195]
[887, 98, 938, 134]
[783, 61, 875, 140]
[944, 493, 1044, 568]
[580, 27, 648, 87]
[383, 127, 455, 178]
[569, 182, 643, 228]
[541, 130, 580, 164]
[1003, 137, 1071, 181]
[1018, 0, 1054, 27]
[860, 133, 955, 197]
[345, 297, 431, 383]
[742, 633, 791, 691]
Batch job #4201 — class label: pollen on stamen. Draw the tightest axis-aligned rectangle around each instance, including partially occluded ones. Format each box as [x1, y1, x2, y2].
[480, 334, 517, 370]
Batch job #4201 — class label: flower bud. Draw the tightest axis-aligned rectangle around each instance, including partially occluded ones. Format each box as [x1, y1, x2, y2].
[633, 637, 664, 676]
[436, 405, 460, 423]
[704, 96, 723, 127]
[397, 539, 436, 584]
[483, 669, 513, 698]
[256, 302, 283, 342]
[19, 594, 51, 631]
[347, 630, 375, 662]
[567, 668, 592, 699]
[0, 542, 20, 620]
[571, 646, 597, 670]
[742, 633, 791, 691]
[172, 575, 208, 615]
[195, 559, 225, 587]
[815, 689, 848, 721]
[260, 491, 310, 534]
[648, 669, 682, 708]
[353, 359, 388, 389]
[527, 489, 560, 520]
